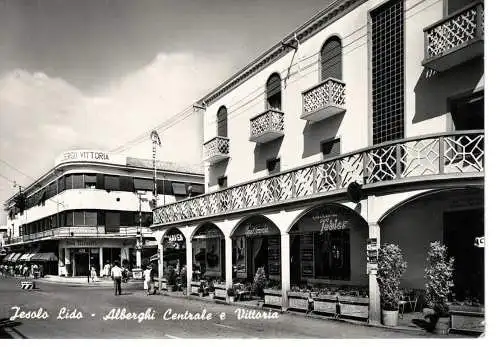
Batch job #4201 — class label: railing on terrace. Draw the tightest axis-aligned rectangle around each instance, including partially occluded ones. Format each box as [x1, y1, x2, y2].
[153, 131, 484, 226]
[7, 227, 151, 244]
[203, 136, 230, 163]
[250, 109, 284, 143]
[301, 78, 346, 122]
[424, 1, 484, 63]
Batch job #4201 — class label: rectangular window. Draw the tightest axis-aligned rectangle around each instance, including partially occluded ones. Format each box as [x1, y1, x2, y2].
[84, 211, 98, 226]
[371, 0, 404, 145]
[65, 175, 73, 190]
[190, 184, 205, 196]
[65, 212, 73, 227]
[321, 138, 341, 159]
[120, 211, 135, 226]
[172, 182, 187, 195]
[73, 211, 85, 226]
[72, 174, 84, 189]
[58, 176, 65, 192]
[105, 212, 120, 232]
[50, 215, 57, 229]
[266, 158, 281, 175]
[84, 174, 97, 189]
[104, 175, 120, 191]
[134, 178, 154, 191]
[46, 182, 57, 199]
[217, 176, 228, 189]
[119, 176, 135, 192]
[158, 180, 173, 195]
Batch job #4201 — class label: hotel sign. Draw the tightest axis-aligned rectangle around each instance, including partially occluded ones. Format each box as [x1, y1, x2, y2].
[55, 150, 126, 166]
[312, 212, 349, 232]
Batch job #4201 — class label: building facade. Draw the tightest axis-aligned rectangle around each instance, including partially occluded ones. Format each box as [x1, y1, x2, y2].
[152, 0, 484, 325]
[3, 150, 204, 277]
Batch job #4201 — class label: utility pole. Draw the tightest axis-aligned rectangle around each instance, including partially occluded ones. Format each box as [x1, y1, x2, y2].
[150, 130, 162, 207]
[135, 191, 147, 269]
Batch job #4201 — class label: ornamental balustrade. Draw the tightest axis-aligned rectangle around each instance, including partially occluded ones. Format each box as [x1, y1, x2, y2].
[250, 109, 284, 141]
[424, 1, 484, 60]
[203, 136, 230, 161]
[153, 131, 484, 226]
[302, 78, 346, 115]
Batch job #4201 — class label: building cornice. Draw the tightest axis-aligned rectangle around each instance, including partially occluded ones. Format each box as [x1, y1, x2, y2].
[197, 0, 366, 108]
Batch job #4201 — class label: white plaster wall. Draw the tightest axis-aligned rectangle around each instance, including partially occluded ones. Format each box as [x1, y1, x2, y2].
[203, 0, 483, 191]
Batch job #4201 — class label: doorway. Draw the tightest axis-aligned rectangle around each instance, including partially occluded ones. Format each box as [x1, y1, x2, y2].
[74, 249, 90, 276]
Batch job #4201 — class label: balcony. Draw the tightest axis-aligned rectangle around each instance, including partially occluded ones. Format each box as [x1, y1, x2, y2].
[423, 1, 484, 72]
[249, 109, 285, 143]
[203, 136, 230, 164]
[153, 131, 484, 226]
[5, 227, 151, 245]
[301, 78, 346, 123]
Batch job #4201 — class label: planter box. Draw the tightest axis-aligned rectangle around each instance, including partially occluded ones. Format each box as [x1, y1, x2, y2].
[190, 281, 201, 296]
[287, 291, 309, 311]
[159, 279, 167, 290]
[449, 304, 485, 334]
[263, 289, 282, 307]
[314, 295, 339, 315]
[214, 284, 227, 299]
[338, 296, 369, 320]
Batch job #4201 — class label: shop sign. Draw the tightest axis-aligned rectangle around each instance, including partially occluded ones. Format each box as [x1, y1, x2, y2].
[54, 150, 126, 166]
[63, 240, 99, 248]
[167, 233, 184, 243]
[246, 223, 271, 236]
[311, 212, 349, 232]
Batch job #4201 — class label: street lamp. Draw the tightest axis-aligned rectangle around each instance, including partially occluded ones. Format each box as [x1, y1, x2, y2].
[135, 190, 149, 269]
[150, 130, 162, 207]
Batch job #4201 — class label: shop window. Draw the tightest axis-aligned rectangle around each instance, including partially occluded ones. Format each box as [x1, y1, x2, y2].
[104, 175, 120, 191]
[314, 230, 350, 280]
[84, 174, 97, 189]
[266, 73, 282, 110]
[217, 106, 228, 137]
[72, 174, 84, 189]
[321, 138, 341, 159]
[266, 158, 281, 175]
[192, 226, 225, 280]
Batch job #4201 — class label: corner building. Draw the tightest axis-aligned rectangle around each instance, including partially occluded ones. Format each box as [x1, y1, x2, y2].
[3, 150, 204, 277]
[151, 0, 484, 326]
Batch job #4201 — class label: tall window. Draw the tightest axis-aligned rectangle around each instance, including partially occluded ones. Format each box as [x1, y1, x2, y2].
[371, 0, 404, 145]
[217, 106, 228, 137]
[266, 73, 282, 110]
[321, 36, 342, 81]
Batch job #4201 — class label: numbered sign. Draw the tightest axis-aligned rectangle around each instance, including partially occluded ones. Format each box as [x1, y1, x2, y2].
[474, 236, 484, 248]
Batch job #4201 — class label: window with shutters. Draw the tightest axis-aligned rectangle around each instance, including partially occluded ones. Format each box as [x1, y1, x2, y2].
[321, 36, 342, 81]
[104, 175, 120, 191]
[266, 73, 282, 110]
[217, 106, 228, 137]
[84, 174, 97, 189]
[72, 174, 84, 189]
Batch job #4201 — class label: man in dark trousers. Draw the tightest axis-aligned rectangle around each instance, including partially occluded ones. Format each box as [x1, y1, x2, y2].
[110, 261, 123, 295]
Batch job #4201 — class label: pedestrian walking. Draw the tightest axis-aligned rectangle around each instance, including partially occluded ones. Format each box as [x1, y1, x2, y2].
[110, 261, 122, 295]
[306, 291, 314, 315]
[90, 266, 97, 282]
[143, 265, 152, 296]
[104, 262, 111, 278]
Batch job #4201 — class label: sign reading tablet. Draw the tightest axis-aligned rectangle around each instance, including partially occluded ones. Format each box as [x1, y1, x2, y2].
[55, 150, 126, 166]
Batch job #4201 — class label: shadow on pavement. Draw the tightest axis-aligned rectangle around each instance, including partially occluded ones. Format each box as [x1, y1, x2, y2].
[0, 317, 26, 339]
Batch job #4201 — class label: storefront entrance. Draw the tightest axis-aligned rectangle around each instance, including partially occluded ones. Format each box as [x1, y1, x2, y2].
[163, 228, 186, 273]
[232, 216, 281, 283]
[192, 223, 225, 280]
[73, 249, 90, 276]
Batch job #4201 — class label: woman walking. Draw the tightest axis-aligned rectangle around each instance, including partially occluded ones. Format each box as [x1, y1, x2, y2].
[143, 265, 152, 296]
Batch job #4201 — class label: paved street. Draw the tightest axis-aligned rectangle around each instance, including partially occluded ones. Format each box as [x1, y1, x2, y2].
[0, 277, 429, 339]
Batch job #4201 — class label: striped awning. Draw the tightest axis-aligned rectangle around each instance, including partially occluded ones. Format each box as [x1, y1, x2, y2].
[10, 253, 22, 262]
[31, 252, 58, 262]
[19, 253, 30, 261]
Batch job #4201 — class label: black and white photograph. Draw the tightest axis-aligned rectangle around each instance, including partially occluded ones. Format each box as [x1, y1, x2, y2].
[0, 0, 492, 340]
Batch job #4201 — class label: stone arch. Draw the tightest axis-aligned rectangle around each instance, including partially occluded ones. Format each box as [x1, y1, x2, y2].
[229, 214, 281, 238]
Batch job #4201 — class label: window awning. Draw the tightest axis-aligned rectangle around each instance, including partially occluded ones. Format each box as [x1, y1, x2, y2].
[11, 253, 22, 262]
[172, 182, 187, 195]
[19, 253, 30, 261]
[31, 252, 58, 262]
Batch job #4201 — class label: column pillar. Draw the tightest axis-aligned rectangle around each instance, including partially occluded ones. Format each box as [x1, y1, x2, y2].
[368, 222, 381, 325]
[64, 248, 70, 276]
[121, 247, 129, 267]
[99, 247, 103, 276]
[186, 237, 193, 295]
[280, 232, 290, 311]
[136, 249, 142, 269]
[158, 245, 164, 280]
[224, 235, 233, 294]
[58, 245, 64, 276]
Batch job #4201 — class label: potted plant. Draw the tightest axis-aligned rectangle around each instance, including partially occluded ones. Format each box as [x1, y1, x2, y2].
[252, 266, 267, 298]
[165, 266, 176, 292]
[424, 241, 454, 335]
[227, 287, 235, 303]
[208, 280, 215, 299]
[180, 266, 187, 295]
[377, 243, 407, 327]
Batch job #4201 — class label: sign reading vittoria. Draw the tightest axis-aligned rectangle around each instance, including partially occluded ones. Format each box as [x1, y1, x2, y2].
[55, 150, 126, 166]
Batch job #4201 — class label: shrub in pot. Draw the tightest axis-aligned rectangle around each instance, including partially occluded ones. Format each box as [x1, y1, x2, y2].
[227, 287, 235, 303]
[424, 241, 454, 334]
[208, 280, 215, 299]
[165, 266, 176, 292]
[253, 267, 267, 298]
[377, 243, 407, 326]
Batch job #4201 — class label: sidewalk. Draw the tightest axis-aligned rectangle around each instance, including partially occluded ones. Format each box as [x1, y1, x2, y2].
[35, 275, 143, 289]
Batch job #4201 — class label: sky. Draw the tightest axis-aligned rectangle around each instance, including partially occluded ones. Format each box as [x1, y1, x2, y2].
[0, 0, 334, 224]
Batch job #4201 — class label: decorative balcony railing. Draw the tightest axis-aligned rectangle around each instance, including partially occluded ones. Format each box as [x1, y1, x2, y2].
[250, 109, 285, 143]
[203, 136, 230, 164]
[301, 78, 346, 123]
[423, 1, 484, 71]
[153, 131, 484, 226]
[5, 227, 150, 245]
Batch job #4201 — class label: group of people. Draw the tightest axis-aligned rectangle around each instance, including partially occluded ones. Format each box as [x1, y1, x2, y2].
[0, 263, 43, 278]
